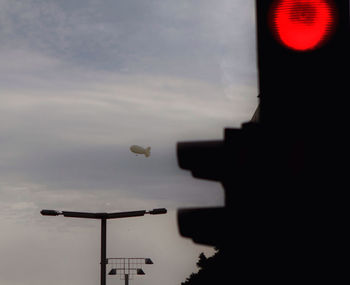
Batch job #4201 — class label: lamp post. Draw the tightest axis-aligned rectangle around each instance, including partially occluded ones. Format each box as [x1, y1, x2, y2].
[41, 208, 167, 285]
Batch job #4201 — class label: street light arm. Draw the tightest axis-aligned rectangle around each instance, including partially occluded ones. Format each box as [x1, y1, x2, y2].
[41, 209, 166, 219]
[107, 210, 146, 219]
[61, 211, 100, 219]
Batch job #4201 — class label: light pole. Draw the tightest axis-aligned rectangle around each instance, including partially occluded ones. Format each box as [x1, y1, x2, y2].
[41, 208, 167, 285]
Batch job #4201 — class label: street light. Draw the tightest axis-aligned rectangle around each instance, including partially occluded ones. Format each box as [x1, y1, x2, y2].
[41, 208, 167, 285]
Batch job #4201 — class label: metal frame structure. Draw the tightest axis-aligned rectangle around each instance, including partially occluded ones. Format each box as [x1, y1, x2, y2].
[108, 258, 153, 285]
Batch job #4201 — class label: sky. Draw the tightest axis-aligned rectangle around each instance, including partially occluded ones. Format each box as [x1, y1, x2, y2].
[0, 1, 257, 285]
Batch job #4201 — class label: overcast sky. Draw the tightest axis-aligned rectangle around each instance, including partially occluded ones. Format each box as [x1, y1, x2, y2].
[0, 1, 257, 285]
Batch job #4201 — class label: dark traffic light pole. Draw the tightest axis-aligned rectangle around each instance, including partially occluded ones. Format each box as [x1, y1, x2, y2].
[41, 208, 167, 285]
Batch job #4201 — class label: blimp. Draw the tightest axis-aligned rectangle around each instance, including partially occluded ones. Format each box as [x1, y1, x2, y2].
[130, 145, 151, 157]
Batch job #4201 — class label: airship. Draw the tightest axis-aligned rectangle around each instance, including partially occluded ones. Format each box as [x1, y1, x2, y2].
[130, 145, 151, 157]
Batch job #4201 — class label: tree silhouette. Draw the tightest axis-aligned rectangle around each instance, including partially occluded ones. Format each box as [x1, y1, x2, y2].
[181, 247, 230, 285]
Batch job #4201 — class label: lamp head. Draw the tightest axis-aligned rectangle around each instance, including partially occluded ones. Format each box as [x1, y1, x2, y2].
[40, 210, 61, 216]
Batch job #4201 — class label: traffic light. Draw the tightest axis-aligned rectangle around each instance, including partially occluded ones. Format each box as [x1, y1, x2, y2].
[177, 207, 228, 246]
[270, 0, 337, 52]
[256, 0, 350, 205]
[177, 123, 264, 246]
[256, 0, 350, 129]
[177, 3, 350, 280]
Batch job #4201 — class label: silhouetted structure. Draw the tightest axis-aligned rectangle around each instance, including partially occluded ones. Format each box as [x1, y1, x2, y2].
[181, 250, 227, 285]
[177, 0, 349, 283]
[108, 258, 153, 285]
[41, 208, 166, 285]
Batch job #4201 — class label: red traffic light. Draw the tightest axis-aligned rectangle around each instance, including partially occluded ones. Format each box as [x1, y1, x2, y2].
[270, 0, 337, 51]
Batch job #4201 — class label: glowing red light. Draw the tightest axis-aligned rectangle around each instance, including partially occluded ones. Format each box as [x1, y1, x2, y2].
[270, 0, 337, 51]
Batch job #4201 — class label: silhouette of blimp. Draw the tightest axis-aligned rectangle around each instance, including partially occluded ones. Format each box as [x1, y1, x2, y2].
[130, 145, 151, 157]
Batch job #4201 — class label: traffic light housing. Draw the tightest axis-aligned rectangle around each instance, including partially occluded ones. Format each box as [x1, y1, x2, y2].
[257, 0, 350, 129]
[177, 207, 228, 246]
[177, 1, 350, 269]
[177, 123, 265, 246]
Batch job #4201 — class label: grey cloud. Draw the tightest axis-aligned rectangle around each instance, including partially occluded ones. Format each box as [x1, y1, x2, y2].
[0, 69, 252, 211]
[0, 2, 257, 285]
[0, 143, 224, 208]
[0, 0, 257, 82]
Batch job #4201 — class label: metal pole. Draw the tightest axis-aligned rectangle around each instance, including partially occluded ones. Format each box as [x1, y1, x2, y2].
[125, 274, 129, 285]
[101, 218, 107, 285]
